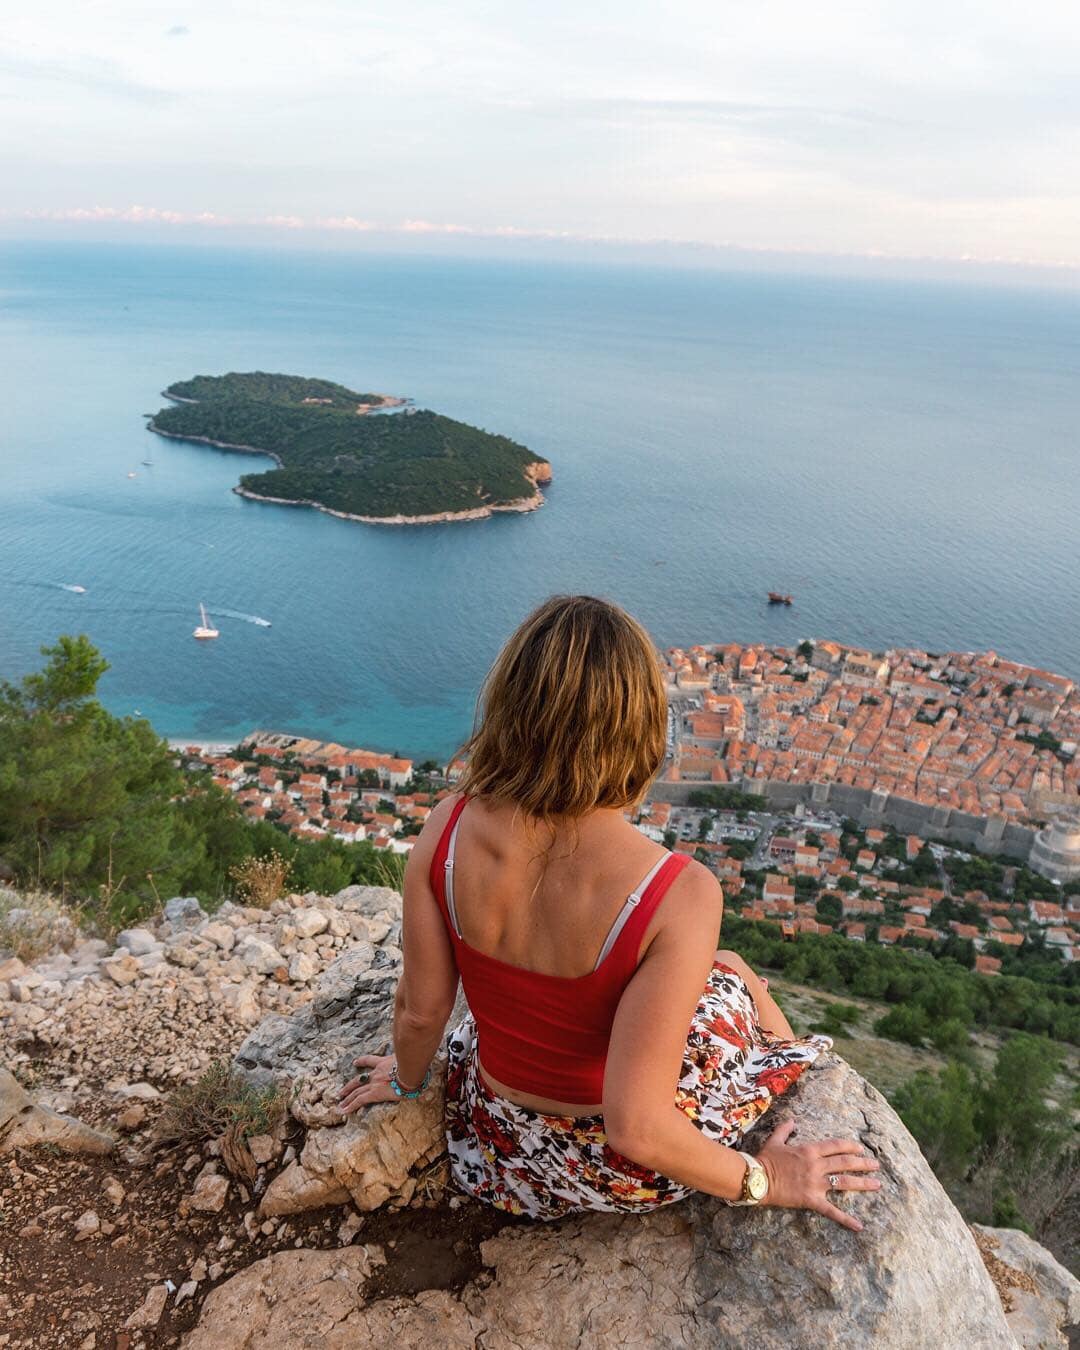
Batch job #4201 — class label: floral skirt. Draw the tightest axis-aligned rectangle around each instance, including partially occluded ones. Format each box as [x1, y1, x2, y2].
[444, 960, 832, 1220]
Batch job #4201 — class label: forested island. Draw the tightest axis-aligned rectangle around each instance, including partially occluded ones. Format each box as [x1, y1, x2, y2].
[149, 371, 553, 524]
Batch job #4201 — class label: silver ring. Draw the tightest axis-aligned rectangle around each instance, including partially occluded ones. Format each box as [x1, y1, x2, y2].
[828, 1173, 840, 1190]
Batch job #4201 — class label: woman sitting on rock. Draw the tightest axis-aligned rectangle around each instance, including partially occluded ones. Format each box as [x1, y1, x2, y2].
[340, 595, 880, 1226]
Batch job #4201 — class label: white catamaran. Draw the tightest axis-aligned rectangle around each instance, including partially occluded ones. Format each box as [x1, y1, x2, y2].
[193, 603, 220, 640]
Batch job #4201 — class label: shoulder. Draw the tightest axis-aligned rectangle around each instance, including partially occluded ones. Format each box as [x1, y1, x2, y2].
[666, 855, 724, 915]
[403, 792, 465, 879]
[425, 791, 466, 832]
[646, 855, 723, 946]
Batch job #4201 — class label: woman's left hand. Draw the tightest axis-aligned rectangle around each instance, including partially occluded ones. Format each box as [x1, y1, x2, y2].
[338, 1054, 397, 1114]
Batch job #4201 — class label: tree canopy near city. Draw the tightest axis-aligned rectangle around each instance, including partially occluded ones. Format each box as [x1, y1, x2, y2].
[721, 913, 1080, 1044]
[0, 636, 388, 924]
[152, 372, 548, 520]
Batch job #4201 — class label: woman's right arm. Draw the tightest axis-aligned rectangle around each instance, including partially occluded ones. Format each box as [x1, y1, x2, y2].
[602, 865, 880, 1232]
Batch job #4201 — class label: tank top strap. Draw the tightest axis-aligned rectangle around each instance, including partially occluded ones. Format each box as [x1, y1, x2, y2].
[429, 794, 470, 925]
[607, 851, 691, 967]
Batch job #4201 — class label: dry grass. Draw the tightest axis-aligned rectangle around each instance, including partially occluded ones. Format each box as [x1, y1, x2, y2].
[229, 850, 292, 909]
[152, 1060, 289, 1149]
[372, 851, 407, 895]
[0, 889, 77, 963]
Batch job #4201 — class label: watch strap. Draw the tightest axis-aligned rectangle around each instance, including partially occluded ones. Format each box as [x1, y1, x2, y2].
[728, 1151, 767, 1206]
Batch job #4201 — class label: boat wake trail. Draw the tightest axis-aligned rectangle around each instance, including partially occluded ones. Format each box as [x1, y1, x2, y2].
[212, 608, 272, 628]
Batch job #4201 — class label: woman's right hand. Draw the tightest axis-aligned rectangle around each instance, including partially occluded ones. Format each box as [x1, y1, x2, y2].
[755, 1118, 882, 1232]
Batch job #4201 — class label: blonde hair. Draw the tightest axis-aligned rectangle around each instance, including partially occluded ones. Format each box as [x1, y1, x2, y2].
[455, 595, 667, 834]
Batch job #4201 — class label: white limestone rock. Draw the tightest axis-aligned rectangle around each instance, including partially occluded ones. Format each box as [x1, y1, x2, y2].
[202, 921, 237, 951]
[116, 928, 160, 957]
[292, 910, 329, 940]
[163, 896, 207, 932]
[0, 1067, 114, 1156]
[235, 937, 285, 976]
[973, 1224, 1080, 1348]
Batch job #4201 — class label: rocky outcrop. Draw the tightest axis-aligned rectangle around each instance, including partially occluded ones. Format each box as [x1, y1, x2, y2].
[195, 1033, 1024, 1348]
[188, 1177, 1024, 1350]
[973, 1224, 1080, 1348]
[230, 905, 449, 1215]
[184, 1246, 399, 1350]
[1, 885, 403, 1117]
[0, 1067, 114, 1155]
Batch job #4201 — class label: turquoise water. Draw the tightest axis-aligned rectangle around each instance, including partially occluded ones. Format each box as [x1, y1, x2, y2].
[2, 241, 1078, 761]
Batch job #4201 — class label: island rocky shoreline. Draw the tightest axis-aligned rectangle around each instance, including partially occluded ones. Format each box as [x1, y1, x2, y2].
[148, 378, 552, 526]
[232, 467, 551, 527]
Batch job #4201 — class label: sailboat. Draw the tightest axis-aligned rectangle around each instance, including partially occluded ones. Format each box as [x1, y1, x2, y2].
[193, 603, 220, 640]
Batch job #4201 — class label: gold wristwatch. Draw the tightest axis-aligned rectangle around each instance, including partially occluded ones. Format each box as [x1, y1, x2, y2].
[728, 1151, 769, 1206]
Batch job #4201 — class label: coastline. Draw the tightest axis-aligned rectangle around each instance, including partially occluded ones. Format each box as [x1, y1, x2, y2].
[166, 736, 242, 755]
[147, 421, 284, 466]
[230, 481, 547, 525]
[149, 412, 553, 525]
[160, 386, 409, 414]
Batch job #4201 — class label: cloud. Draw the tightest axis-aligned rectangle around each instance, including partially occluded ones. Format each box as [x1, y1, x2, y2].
[166, 25, 189, 37]
[0, 53, 175, 104]
[321, 217, 377, 232]
[10, 205, 231, 226]
[556, 97, 909, 130]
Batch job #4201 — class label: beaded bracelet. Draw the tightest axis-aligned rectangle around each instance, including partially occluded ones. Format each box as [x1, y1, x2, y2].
[389, 1063, 431, 1099]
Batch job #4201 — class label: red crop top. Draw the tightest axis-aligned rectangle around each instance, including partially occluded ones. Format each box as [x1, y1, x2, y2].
[430, 795, 691, 1104]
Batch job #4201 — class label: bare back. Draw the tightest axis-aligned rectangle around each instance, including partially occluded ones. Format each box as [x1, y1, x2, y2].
[438, 794, 721, 1114]
[448, 796, 672, 976]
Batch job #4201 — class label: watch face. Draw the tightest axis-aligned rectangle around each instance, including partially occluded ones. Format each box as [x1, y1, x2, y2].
[747, 1166, 769, 1200]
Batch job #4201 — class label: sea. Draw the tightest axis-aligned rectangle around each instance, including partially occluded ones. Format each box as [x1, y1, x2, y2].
[1, 240, 1078, 762]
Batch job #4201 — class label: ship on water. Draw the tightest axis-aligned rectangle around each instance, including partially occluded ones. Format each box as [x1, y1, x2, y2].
[767, 591, 793, 606]
[193, 602, 220, 640]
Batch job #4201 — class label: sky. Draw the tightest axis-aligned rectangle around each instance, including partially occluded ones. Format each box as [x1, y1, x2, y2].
[3, 0, 1080, 274]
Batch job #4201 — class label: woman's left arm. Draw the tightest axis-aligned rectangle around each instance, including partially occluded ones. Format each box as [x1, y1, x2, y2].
[339, 804, 460, 1112]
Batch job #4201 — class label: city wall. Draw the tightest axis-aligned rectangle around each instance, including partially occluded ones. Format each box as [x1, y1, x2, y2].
[649, 777, 1037, 861]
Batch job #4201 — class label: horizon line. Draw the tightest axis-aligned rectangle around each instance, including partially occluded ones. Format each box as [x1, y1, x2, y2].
[4, 204, 1080, 277]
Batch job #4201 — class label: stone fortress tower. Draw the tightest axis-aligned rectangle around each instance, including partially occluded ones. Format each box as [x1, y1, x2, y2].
[1028, 815, 1080, 884]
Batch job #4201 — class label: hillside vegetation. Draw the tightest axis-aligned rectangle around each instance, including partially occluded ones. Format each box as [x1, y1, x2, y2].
[152, 371, 548, 520]
[0, 636, 392, 927]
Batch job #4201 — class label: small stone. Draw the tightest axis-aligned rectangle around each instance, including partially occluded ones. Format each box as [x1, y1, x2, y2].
[163, 896, 206, 931]
[247, 1134, 280, 1166]
[189, 1172, 230, 1214]
[292, 910, 329, 939]
[288, 953, 318, 983]
[102, 956, 139, 986]
[235, 938, 285, 975]
[73, 1210, 100, 1241]
[116, 928, 159, 957]
[174, 1280, 198, 1307]
[117, 1081, 161, 1101]
[116, 1103, 147, 1131]
[164, 939, 201, 969]
[124, 1284, 168, 1329]
[220, 981, 261, 1026]
[102, 1176, 125, 1208]
[19, 1221, 44, 1237]
[189, 1257, 208, 1281]
[202, 921, 236, 952]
